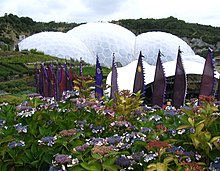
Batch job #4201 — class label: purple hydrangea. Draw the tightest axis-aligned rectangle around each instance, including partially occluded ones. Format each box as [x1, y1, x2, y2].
[107, 136, 122, 145]
[90, 124, 105, 134]
[38, 136, 57, 147]
[14, 123, 27, 133]
[114, 156, 131, 168]
[54, 154, 72, 164]
[209, 157, 220, 170]
[8, 140, 25, 148]
[73, 143, 89, 152]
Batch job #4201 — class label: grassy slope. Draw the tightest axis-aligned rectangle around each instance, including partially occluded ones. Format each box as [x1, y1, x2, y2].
[0, 51, 60, 104]
[0, 51, 111, 104]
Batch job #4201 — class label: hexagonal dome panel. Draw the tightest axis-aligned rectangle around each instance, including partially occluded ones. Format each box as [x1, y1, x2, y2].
[67, 22, 136, 67]
[18, 32, 95, 64]
[135, 31, 195, 65]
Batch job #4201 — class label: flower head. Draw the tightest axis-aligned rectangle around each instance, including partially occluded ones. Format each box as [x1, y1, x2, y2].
[209, 157, 220, 171]
[38, 136, 57, 147]
[73, 143, 89, 152]
[114, 156, 131, 168]
[14, 123, 27, 133]
[92, 145, 113, 155]
[147, 140, 171, 149]
[8, 140, 25, 148]
[59, 129, 77, 137]
[54, 154, 72, 165]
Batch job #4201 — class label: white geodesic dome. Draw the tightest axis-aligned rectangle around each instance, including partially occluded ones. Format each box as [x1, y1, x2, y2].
[18, 32, 95, 64]
[18, 23, 205, 69]
[135, 31, 195, 65]
[67, 22, 136, 67]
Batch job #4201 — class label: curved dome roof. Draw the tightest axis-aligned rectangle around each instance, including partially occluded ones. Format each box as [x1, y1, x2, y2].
[67, 22, 136, 67]
[18, 24, 203, 69]
[106, 59, 219, 93]
[18, 32, 94, 64]
[135, 31, 195, 65]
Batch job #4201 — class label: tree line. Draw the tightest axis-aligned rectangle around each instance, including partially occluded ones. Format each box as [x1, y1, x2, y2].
[0, 14, 220, 51]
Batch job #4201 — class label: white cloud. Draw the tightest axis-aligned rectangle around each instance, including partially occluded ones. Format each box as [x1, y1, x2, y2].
[0, 0, 220, 26]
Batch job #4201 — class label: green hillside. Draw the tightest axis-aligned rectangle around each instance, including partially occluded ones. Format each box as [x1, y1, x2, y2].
[0, 51, 111, 104]
[0, 51, 64, 104]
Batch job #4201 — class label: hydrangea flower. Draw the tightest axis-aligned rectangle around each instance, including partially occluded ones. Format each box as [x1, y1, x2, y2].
[144, 153, 158, 163]
[8, 140, 25, 148]
[107, 135, 122, 145]
[209, 157, 220, 171]
[149, 115, 162, 121]
[89, 137, 106, 146]
[92, 145, 113, 155]
[54, 154, 72, 165]
[73, 143, 90, 152]
[131, 151, 145, 161]
[166, 129, 177, 136]
[90, 124, 105, 134]
[16, 107, 36, 118]
[14, 123, 27, 133]
[0, 119, 7, 129]
[177, 129, 186, 135]
[59, 129, 77, 137]
[38, 136, 57, 147]
[50, 154, 79, 171]
[110, 121, 132, 128]
[140, 127, 153, 134]
[114, 155, 132, 168]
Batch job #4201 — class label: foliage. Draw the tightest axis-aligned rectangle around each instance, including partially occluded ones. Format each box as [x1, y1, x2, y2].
[114, 16, 220, 44]
[0, 90, 220, 170]
[1, 14, 220, 55]
[0, 51, 57, 63]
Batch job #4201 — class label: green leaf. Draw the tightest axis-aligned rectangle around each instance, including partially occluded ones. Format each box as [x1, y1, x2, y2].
[39, 126, 49, 136]
[213, 141, 220, 150]
[24, 150, 33, 160]
[102, 164, 118, 171]
[0, 135, 14, 144]
[207, 142, 212, 150]
[188, 117, 194, 127]
[176, 125, 191, 130]
[163, 156, 174, 164]
[210, 136, 220, 143]
[204, 132, 211, 141]
[103, 157, 116, 166]
[31, 144, 37, 155]
[91, 153, 102, 159]
[156, 162, 167, 171]
[147, 163, 157, 171]
[30, 160, 39, 168]
[0, 163, 7, 171]
[80, 162, 100, 171]
[195, 123, 204, 134]
[71, 165, 85, 171]
[191, 136, 200, 148]
[42, 152, 53, 164]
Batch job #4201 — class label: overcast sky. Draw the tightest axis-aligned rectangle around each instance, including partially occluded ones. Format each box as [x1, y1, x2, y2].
[1, 0, 220, 27]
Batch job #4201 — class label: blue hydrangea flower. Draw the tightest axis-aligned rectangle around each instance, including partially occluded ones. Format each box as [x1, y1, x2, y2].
[8, 140, 25, 148]
[14, 123, 27, 133]
[38, 136, 57, 147]
[114, 156, 131, 168]
[209, 157, 220, 170]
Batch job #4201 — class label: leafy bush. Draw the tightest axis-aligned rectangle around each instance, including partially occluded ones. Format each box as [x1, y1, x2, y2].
[0, 91, 220, 170]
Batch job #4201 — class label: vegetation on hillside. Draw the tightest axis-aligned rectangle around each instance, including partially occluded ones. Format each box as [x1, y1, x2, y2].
[113, 16, 220, 44]
[0, 13, 80, 48]
[0, 50, 110, 104]
[1, 14, 220, 52]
